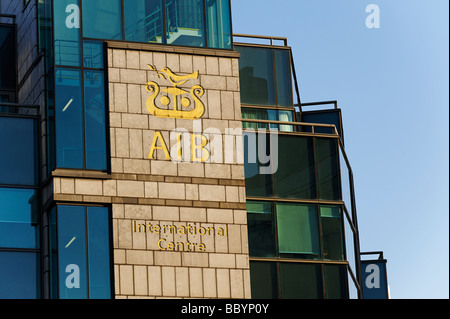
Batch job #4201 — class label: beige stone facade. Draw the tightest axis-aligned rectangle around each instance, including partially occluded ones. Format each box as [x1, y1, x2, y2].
[50, 43, 250, 299]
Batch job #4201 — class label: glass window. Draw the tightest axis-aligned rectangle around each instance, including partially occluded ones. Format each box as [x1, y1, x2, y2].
[249, 261, 278, 299]
[83, 70, 107, 170]
[82, 0, 123, 40]
[0, 117, 38, 186]
[0, 25, 16, 90]
[165, 0, 205, 47]
[236, 46, 276, 106]
[241, 108, 277, 130]
[279, 263, 323, 299]
[206, 0, 231, 49]
[276, 203, 320, 259]
[124, 0, 164, 44]
[246, 201, 276, 257]
[274, 49, 293, 107]
[274, 135, 316, 200]
[55, 68, 84, 169]
[55, 205, 112, 299]
[87, 207, 112, 299]
[53, 0, 81, 66]
[0, 251, 40, 299]
[83, 41, 104, 69]
[278, 110, 294, 132]
[316, 138, 341, 200]
[57, 205, 88, 299]
[0, 188, 39, 249]
[320, 205, 345, 261]
[324, 265, 348, 299]
[243, 132, 274, 197]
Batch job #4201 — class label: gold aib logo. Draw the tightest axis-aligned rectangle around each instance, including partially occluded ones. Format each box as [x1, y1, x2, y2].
[146, 65, 205, 119]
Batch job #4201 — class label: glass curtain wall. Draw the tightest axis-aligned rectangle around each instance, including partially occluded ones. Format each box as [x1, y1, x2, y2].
[0, 116, 40, 299]
[50, 205, 112, 299]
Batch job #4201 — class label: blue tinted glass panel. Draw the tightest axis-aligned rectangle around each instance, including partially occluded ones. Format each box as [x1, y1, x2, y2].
[0, 25, 16, 89]
[124, 0, 164, 44]
[236, 46, 276, 106]
[206, 0, 232, 49]
[166, 0, 205, 47]
[0, 117, 38, 186]
[0, 188, 39, 249]
[83, 41, 104, 69]
[87, 207, 111, 299]
[57, 205, 88, 299]
[302, 110, 343, 139]
[53, 0, 81, 66]
[84, 71, 107, 170]
[55, 68, 84, 169]
[0, 252, 40, 299]
[82, 0, 123, 40]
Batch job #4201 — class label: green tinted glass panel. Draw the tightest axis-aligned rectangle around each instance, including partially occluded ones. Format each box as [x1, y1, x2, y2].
[324, 264, 348, 299]
[243, 132, 274, 197]
[165, 0, 205, 47]
[276, 203, 320, 259]
[82, 0, 122, 40]
[249, 261, 278, 299]
[274, 49, 293, 107]
[241, 108, 277, 130]
[206, 0, 232, 49]
[320, 205, 345, 261]
[236, 46, 276, 106]
[246, 201, 276, 257]
[124, 0, 164, 44]
[274, 135, 316, 199]
[53, 0, 80, 66]
[280, 263, 323, 299]
[316, 138, 341, 200]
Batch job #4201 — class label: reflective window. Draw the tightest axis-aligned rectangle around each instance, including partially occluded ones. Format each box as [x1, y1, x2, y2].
[249, 261, 278, 299]
[324, 264, 348, 299]
[0, 25, 16, 92]
[280, 263, 323, 299]
[206, 0, 232, 49]
[84, 70, 107, 170]
[320, 205, 345, 261]
[241, 108, 277, 130]
[124, 0, 164, 44]
[54, 205, 112, 299]
[274, 49, 293, 107]
[83, 41, 104, 69]
[82, 0, 123, 40]
[54, 0, 81, 66]
[276, 203, 320, 259]
[165, 0, 205, 47]
[0, 188, 39, 249]
[274, 135, 316, 199]
[243, 132, 274, 197]
[247, 201, 276, 257]
[316, 138, 341, 200]
[236, 45, 294, 107]
[237, 46, 276, 106]
[0, 252, 40, 299]
[0, 117, 38, 186]
[55, 68, 84, 169]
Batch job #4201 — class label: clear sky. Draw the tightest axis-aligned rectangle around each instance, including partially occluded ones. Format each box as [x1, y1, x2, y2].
[231, 0, 449, 299]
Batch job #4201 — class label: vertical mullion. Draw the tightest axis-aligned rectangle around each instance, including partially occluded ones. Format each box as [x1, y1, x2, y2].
[84, 206, 90, 299]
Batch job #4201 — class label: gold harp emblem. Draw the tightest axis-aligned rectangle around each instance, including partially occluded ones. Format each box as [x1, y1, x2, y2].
[146, 65, 205, 119]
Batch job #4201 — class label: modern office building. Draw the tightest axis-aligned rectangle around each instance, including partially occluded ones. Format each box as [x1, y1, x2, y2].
[1, 0, 368, 299]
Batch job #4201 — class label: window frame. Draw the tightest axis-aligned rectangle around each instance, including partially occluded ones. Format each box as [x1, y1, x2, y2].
[50, 203, 114, 299]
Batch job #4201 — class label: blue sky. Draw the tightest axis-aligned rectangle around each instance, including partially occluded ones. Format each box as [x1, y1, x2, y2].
[231, 0, 449, 299]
